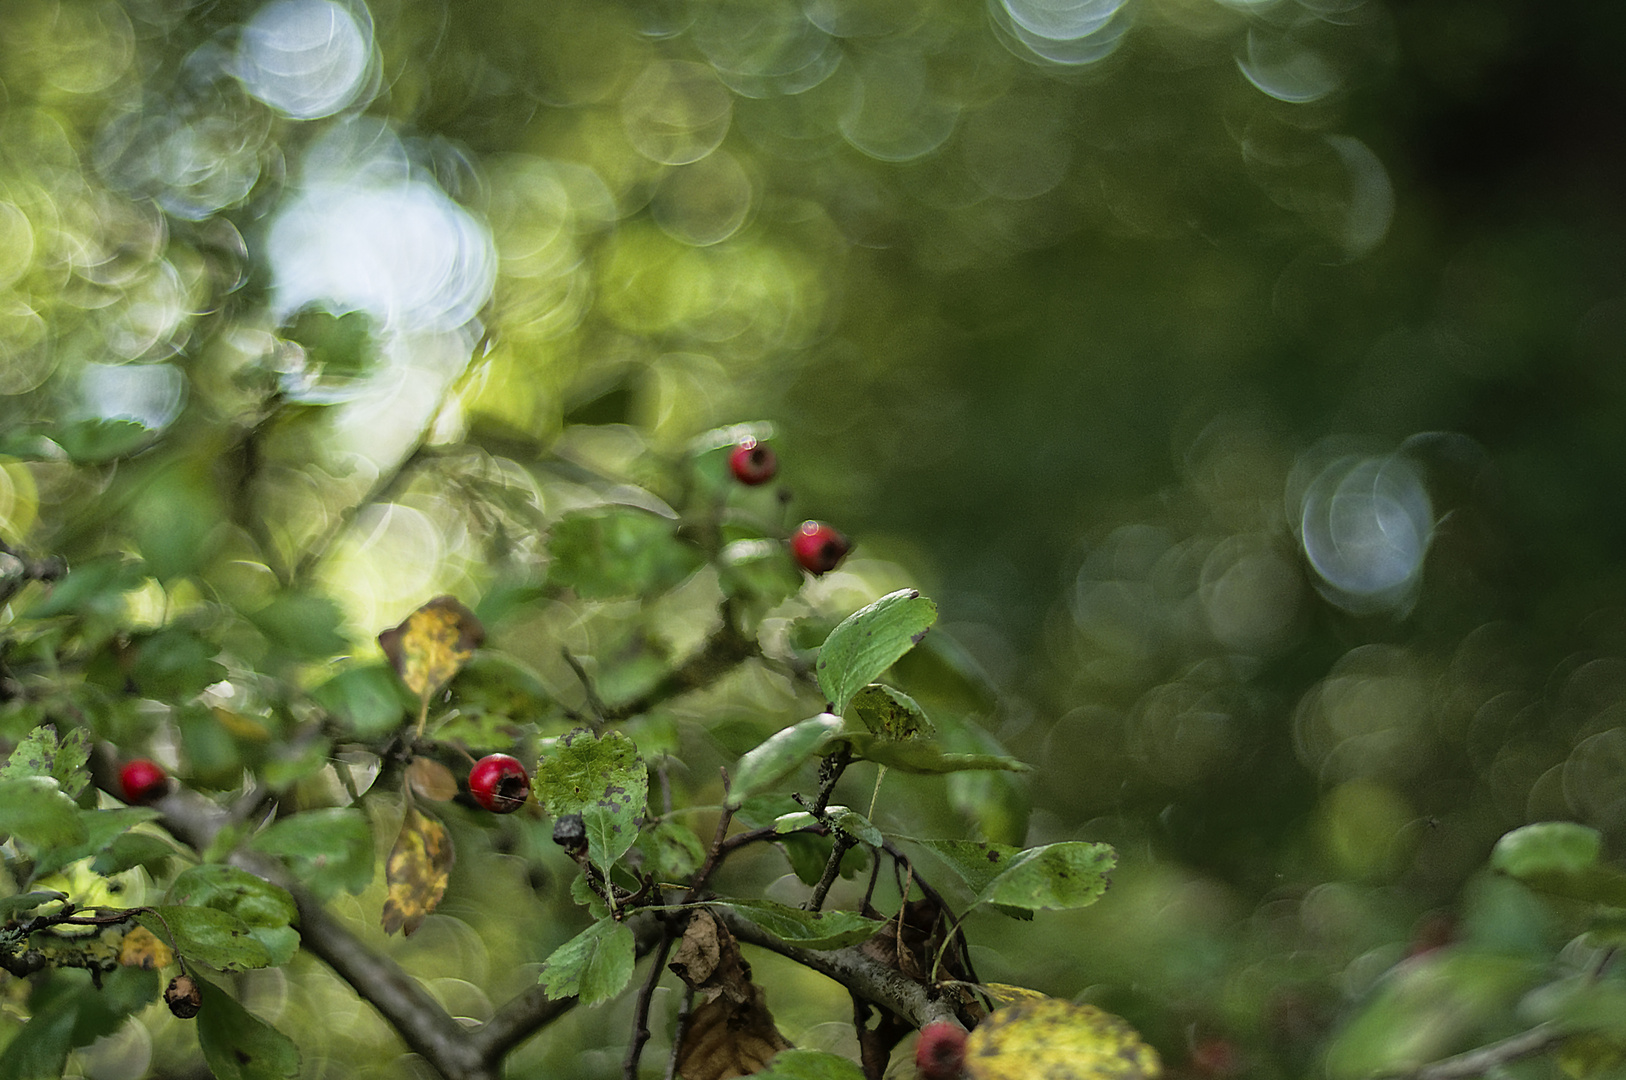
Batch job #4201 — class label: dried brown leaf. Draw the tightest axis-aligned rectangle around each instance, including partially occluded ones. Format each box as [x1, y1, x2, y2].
[675, 986, 793, 1080]
[406, 756, 459, 802]
[381, 805, 455, 936]
[669, 909, 750, 1006]
[378, 596, 485, 701]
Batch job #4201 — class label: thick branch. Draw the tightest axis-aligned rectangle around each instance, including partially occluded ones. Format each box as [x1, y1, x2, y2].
[1380, 1023, 1568, 1080]
[713, 907, 963, 1031]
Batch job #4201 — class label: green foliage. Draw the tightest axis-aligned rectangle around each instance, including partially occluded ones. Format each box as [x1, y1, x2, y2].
[247, 809, 375, 901]
[537, 918, 637, 1005]
[535, 729, 649, 877]
[816, 590, 939, 714]
[196, 977, 301, 1080]
[749, 1049, 867, 1080]
[547, 508, 705, 600]
[708, 899, 881, 950]
[0, 777, 88, 849]
[727, 713, 843, 808]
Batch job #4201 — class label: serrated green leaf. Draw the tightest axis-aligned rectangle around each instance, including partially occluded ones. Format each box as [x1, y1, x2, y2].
[751, 1048, 868, 1080]
[248, 808, 375, 900]
[839, 732, 1028, 775]
[0, 724, 90, 799]
[249, 591, 350, 659]
[538, 918, 636, 1005]
[536, 729, 648, 877]
[141, 906, 274, 972]
[727, 714, 843, 809]
[981, 842, 1116, 911]
[0, 776, 88, 848]
[547, 507, 705, 600]
[915, 838, 1026, 897]
[197, 976, 302, 1080]
[91, 830, 181, 875]
[816, 590, 937, 714]
[826, 806, 883, 847]
[711, 899, 882, 950]
[128, 627, 227, 702]
[847, 684, 934, 739]
[53, 418, 155, 463]
[163, 865, 300, 966]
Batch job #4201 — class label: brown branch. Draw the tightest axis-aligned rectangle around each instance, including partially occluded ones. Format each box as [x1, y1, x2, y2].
[1377, 1023, 1568, 1080]
[713, 907, 964, 1032]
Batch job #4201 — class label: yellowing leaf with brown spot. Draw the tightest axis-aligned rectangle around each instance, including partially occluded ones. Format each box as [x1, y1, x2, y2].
[965, 998, 1161, 1080]
[378, 596, 485, 701]
[118, 925, 175, 970]
[381, 805, 455, 936]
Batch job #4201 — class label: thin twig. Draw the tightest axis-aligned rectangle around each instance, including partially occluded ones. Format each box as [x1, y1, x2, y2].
[600, 603, 758, 722]
[562, 648, 607, 725]
[623, 933, 677, 1080]
[1379, 1023, 1568, 1080]
[807, 835, 856, 912]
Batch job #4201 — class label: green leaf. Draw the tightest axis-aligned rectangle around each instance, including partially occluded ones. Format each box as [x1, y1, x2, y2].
[981, 842, 1116, 911]
[196, 976, 302, 1080]
[547, 507, 705, 600]
[826, 806, 883, 847]
[537, 917, 637, 1005]
[816, 590, 938, 714]
[31, 806, 162, 879]
[0, 998, 79, 1080]
[248, 808, 375, 900]
[141, 906, 274, 972]
[838, 732, 1029, 775]
[310, 663, 411, 739]
[719, 537, 806, 608]
[1491, 822, 1626, 907]
[847, 684, 935, 739]
[0, 776, 89, 848]
[774, 811, 818, 834]
[1493, 822, 1602, 878]
[0, 724, 91, 799]
[0, 890, 67, 918]
[750, 1048, 868, 1080]
[129, 627, 227, 702]
[727, 714, 843, 809]
[711, 899, 882, 950]
[913, 838, 1117, 912]
[91, 830, 182, 875]
[249, 591, 350, 659]
[52, 418, 155, 463]
[638, 820, 708, 882]
[24, 555, 146, 620]
[535, 729, 649, 876]
[164, 864, 301, 965]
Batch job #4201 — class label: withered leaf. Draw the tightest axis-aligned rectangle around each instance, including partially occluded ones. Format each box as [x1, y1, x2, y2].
[378, 596, 485, 701]
[672, 910, 793, 1080]
[381, 805, 455, 936]
[406, 756, 459, 802]
[676, 987, 793, 1080]
[118, 924, 175, 970]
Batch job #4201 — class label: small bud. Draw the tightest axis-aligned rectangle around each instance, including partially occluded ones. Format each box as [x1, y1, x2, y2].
[552, 813, 587, 854]
[166, 974, 202, 1019]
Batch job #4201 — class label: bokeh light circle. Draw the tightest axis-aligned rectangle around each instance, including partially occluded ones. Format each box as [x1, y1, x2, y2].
[235, 0, 375, 120]
[1298, 453, 1432, 615]
[621, 61, 734, 166]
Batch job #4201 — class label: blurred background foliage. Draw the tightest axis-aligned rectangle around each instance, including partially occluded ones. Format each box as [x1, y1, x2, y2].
[4, 0, 1626, 1076]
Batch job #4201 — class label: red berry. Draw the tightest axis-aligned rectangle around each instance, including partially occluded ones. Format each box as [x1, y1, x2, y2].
[469, 753, 530, 814]
[119, 758, 168, 804]
[728, 439, 778, 485]
[791, 520, 850, 575]
[915, 1022, 967, 1080]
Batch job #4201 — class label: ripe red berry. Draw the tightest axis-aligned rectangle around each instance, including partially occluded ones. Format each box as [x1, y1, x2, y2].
[915, 1022, 968, 1080]
[791, 520, 850, 575]
[469, 753, 530, 814]
[119, 758, 168, 804]
[729, 438, 778, 485]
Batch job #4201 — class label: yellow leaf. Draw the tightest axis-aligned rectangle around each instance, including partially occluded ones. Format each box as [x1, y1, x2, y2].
[979, 982, 1054, 1006]
[118, 925, 175, 970]
[965, 998, 1161, 1080]
[381, 805, 455, 936]
[377, 596, 485, 701]
[406, 756, 459, 802]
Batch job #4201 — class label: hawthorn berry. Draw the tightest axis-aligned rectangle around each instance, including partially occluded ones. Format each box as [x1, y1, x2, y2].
[469, 753, 530, 814]
[119, 758, 169, 805]
[165, 974, 202, 1019]
[915, 1022, 968, 1080]
[791, 520, 850, 575]
[728, 438, 778, 485]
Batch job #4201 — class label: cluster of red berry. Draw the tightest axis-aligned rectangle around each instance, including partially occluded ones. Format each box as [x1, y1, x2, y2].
[728, 437, 851, 576]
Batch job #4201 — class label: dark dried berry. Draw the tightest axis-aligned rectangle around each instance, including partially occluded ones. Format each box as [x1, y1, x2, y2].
[552, 813, 587, 852]
[166, 974, 202, 1019]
